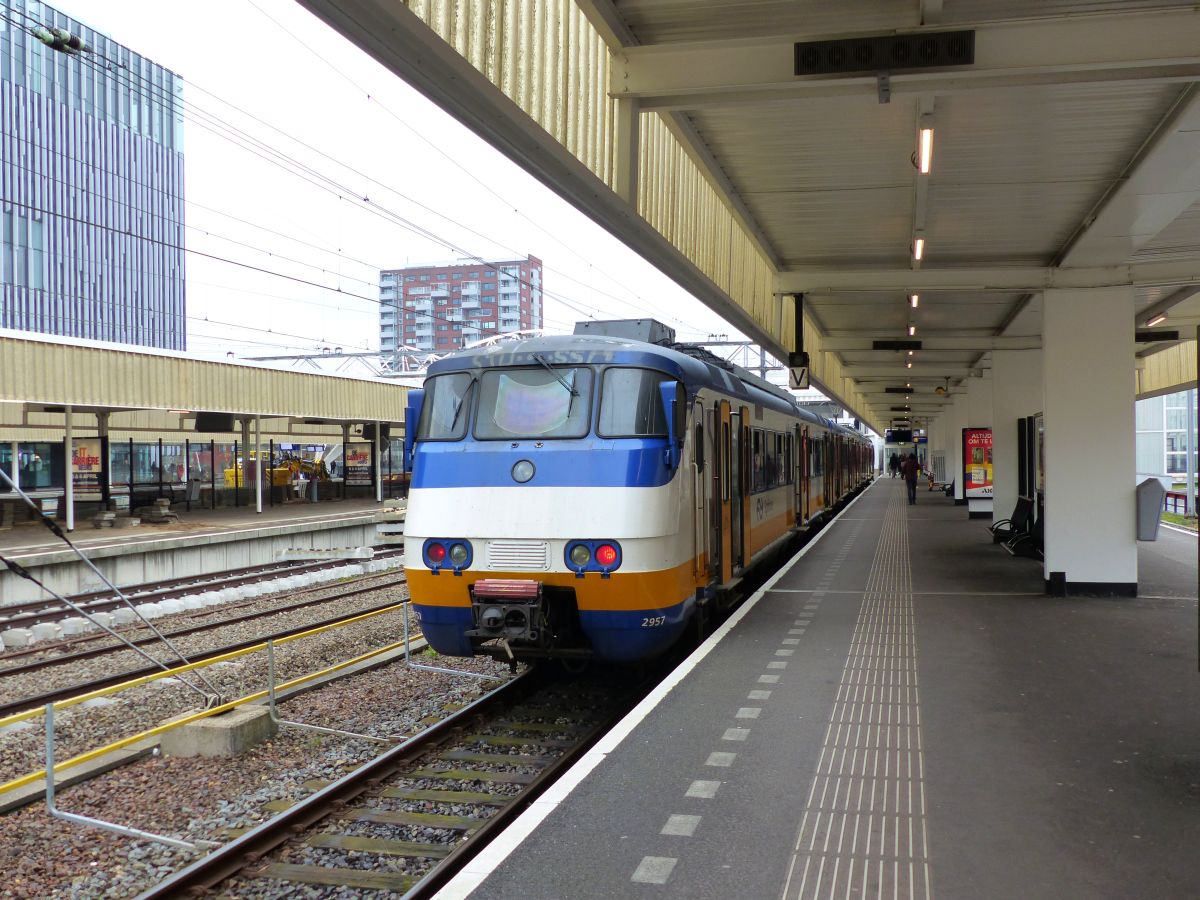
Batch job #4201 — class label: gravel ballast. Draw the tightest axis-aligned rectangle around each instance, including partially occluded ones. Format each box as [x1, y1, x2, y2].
[0, 652, 511, 899]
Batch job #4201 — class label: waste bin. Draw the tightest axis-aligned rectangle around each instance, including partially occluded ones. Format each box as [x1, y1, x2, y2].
[1136, 477, 1167, 541]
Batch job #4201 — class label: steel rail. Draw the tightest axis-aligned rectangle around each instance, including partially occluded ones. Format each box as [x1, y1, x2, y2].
[0, 549, 403, 631]
[0, 571, 408, 674]
[0, 579, 407, 720]
[134, 669, 543, 900]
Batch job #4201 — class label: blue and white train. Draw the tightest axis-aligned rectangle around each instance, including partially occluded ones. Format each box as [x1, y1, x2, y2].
[403, 320, 872, 663]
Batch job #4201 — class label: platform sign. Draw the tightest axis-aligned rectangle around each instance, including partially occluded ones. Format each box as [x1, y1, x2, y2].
[962, 427, 993, 498]
[344, 442, 373, 486]
[72, 439, 103, 501]
[787, 351, 811, 390]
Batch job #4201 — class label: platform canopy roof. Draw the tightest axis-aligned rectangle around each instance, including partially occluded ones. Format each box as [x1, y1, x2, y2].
[0, 332, 407, 426]
[297, 0, 1200, 431]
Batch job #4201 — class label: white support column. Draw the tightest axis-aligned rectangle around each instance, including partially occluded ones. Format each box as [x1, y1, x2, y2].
[992, 349, 1044, 522]
[950, 390, 969, 502]
[254, 416, 263, 515]
[966, 371, 994, 519]
[613, 97, 641, 207]
[1043, 286, 1137, 594]
[64, 406, 74, 531]
[374, 421, 383, 503]
[9, 441, 18, 490]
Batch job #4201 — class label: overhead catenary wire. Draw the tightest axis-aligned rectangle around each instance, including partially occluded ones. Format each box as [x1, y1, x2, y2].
[0, 467, 224, 704]
[0, 45, 612, 330]
[240, 0, 692, 330]
[2, 6, 720, 347]
[0, 11, 677, 328]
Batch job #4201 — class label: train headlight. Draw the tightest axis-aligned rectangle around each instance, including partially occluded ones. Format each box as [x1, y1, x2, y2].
[511, 459, 535, 483]
[564, 540, 622, 575]
[423, 538, 471, 573]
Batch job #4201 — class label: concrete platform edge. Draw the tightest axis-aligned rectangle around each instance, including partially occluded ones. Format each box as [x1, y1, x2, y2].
[7, 510, 384, 567]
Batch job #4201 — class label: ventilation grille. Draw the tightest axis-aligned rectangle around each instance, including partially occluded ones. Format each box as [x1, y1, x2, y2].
[486, 540, 550, 571]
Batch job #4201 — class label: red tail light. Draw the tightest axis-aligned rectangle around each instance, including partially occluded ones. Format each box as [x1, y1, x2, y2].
[427, 542, 446, 563]
[595, 544, 618, 567]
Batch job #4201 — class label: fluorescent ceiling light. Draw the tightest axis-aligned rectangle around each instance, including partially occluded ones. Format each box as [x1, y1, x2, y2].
[906, 361, 913, 368]
[908, 324, 916, 336]
[918, 127, 934, 174]
[913, 237, 925, 261]
[910, 294, 919, 308]
[1145, 312, 1168, 327]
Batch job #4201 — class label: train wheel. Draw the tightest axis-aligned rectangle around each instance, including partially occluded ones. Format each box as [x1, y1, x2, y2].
[557, 657, 590, 677]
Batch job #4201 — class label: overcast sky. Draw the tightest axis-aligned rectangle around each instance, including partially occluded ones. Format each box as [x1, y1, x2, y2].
[41, 0, 770, 364]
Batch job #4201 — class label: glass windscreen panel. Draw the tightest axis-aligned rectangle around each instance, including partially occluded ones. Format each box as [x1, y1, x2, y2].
[599, 368, 669, 438]
[475, 367, 593, 439]
[417, 373, 475, 440]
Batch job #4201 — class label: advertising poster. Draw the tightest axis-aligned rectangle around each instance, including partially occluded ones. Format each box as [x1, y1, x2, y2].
[962, 428, 993, 498]
[72, 439, 104, 501]
[344, 442, 373, 486]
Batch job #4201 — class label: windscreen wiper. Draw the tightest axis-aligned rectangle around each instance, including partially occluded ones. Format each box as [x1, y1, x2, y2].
[450, 376, 477, 431]
[533, 353, 579, 397]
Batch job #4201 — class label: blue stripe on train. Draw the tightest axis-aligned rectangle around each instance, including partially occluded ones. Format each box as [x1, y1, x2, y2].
[411, 439, 674, 489]
[413, 596, 694, 662]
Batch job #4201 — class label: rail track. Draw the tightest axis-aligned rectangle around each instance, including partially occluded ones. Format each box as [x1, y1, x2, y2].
[0, 576, 409, 719]
[0, 549, 404, 633]
[139, 665, 648, 898]
[0, 564, 407, 674]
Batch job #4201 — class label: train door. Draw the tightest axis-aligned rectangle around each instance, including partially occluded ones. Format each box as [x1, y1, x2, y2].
[707, 405, 719, 581]
[801, 427, 810, 523]
[729, 409, 744, 572]
[718, 401, 732, 584]
[693, 399, 709, 579]
[794, 425, 804, 524]
[739, 407, 751, 568]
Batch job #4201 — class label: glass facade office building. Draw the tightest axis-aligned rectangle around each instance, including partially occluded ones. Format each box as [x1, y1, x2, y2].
[0, 0, 185, 349]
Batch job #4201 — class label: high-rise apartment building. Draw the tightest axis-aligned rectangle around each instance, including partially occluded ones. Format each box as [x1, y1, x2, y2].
[379, 256, 542, 357]
[0, 1, 186, 349]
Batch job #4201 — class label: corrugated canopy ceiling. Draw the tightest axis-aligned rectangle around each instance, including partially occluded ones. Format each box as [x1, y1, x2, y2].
[298, 0, 1200, 427]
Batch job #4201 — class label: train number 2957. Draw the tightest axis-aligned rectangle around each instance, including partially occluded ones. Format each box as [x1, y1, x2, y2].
[641, 615, 667, 628]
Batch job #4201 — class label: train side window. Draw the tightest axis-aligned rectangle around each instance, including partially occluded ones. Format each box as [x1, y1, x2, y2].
[598, 368, 668, 437]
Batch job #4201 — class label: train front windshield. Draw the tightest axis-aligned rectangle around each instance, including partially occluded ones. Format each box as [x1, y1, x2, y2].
[475, 367, 593, 439]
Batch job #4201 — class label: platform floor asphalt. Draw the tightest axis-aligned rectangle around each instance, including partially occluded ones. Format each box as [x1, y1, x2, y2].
[0, 497, 387, 558]
[459, 479, 1199, 900]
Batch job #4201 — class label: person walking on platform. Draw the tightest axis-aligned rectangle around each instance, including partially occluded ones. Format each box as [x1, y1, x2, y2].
[889, 453, 899, 478]
[901, 452, 919, 505]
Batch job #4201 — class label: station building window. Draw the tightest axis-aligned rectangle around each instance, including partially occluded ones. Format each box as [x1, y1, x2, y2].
[11, 442, 65, 491]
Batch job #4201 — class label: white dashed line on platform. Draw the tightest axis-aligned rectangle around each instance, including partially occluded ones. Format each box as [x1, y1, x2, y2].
[632, 856, 677, 884]
[661, 815, 702, 837]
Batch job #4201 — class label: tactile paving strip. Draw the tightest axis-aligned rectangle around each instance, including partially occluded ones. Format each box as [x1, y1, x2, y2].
[782, 487, 933, 900]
